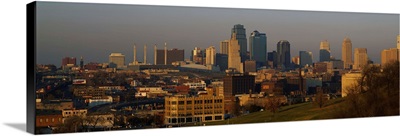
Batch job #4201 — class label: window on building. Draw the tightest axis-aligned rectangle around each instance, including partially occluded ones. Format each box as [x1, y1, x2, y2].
[45, 119, 48, 122]
[39, 119, 43, 123]
[52, 118, 54, 122]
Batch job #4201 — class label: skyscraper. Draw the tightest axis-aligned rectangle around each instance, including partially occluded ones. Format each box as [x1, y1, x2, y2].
[231, 24, 247, 62]
[342, 37, 353, 69]
[109, 53, 125, 68]
[216, 53, 228, 72]
[381, 48, 398, 66]
[205, 46, 216, 65]
[80, 56, 84, 69]
[220, 40, 229, 55]
[249, 30, 267, 67]
[299, 51, 313, 67]
[353, 48, 368, 70]
[319, 40, 331, 62]
[277, 40, 291, 69]
[267, 51, 278, 68]
[228, 33, 242, 72]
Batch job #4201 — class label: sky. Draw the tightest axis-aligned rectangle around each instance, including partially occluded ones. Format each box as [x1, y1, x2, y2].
[36, 2, 399, 67]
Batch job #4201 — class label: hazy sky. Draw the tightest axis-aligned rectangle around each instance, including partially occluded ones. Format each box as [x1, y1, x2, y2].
[36, 2, 399, 67]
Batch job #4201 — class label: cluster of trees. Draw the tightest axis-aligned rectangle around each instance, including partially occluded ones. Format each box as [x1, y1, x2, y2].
[53, 113, 115, 133]
[335, 61, 399, 118]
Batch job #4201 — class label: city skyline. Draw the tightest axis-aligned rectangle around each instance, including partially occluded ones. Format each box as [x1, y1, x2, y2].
[36, 2, 399, 67]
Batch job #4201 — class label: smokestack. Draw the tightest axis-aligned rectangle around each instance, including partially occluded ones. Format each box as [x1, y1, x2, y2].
[164, 42, 167, 65]
[144, 44, 147, 64]
[154, 44, 157, 65]
[133, 43, 136, 64]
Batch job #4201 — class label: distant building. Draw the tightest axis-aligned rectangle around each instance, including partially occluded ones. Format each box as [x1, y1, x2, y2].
[36, 110, 63, 128]
[249, 30, 267, 67]
[164, 95, 224, 125]
[353, 48, 368, 70]
[216, 53, 228, 72]
[277, 40, 291, 69]
[223, 74, 255, 97]
[231, 24, 247, 62]
[109, 53, 125, 68]
[381, 48, 398, 66]
[191, 47, 204, 64]
[319, 40, 331, 62]
[220, 40, 229, 55]
[228, 33, 242, 72]
[205, 46, 216, 66]
[299, 51, 313, 67]
[156, 49, 185, 65]
[292, 56, 300, 66]
[342, 37, 353, 69]
[62, 57, 76, 67]
[244, 60, 256, 73]
[61, 109, 87, 118]
[341, 72, 362, 97]
[267, 51, 278, 68]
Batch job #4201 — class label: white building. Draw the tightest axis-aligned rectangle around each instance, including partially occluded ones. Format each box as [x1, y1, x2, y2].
[184, 80, 206, 89]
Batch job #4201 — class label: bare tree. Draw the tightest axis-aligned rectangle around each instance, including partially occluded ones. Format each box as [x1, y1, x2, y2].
[265, 97, 281, 114]
[314, 90, 327, 108]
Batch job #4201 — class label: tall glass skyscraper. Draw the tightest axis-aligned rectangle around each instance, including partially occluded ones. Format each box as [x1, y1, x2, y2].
[249, 30, 267, 67]
[231, 24, 247, 62]
[277, 40, 291, 69]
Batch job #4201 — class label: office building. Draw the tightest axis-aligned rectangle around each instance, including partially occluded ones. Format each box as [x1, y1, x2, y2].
[342, 37, 353, 69]
[205, 46, 216, 66]
[267, 51, 278, 68]
[61, 57, 76, 67]
[164, 95, 224, 125]
[381, 48, 398, 66]
[231, 24, 247, 62]
[216, 53, 228, 72]
[109, 53, 125, 68]
[292, 56, 300, 66]
[156, 49, 185, 65]
[277, 40, 291, 69]
[319, 40, 331, 62]
[249, 30, 267, 67]
[220, 40, 229, 55]
[223, 74, 255, 97]
[191, 47, 204, 65]
[353, 48, 368, 70]
[244, 60, 256, 73]
[228, 33, 242, 72]
[299, 51, 313, 67]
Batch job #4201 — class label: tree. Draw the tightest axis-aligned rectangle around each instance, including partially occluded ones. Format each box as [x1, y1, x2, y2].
[265, 97, 281, 114]
[314, 90, 327, 108]
[334, 61, 399, 118]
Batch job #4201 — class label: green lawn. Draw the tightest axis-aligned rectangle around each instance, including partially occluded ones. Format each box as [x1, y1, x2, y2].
[203, 98, 345, 126]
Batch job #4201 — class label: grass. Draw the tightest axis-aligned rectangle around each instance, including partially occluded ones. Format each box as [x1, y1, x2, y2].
[202, 98, 345, 126]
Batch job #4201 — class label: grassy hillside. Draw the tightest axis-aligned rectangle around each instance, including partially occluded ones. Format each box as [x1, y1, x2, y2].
[204, 98, 345, 126]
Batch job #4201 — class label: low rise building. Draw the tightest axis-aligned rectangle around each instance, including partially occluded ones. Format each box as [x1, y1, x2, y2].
[164, 95, 224, 125]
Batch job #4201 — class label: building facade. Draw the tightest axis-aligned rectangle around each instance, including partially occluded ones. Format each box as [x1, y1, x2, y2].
[216, 53, 228, 72]
[205, 46, 216, 66]
[341, 72, 362, 97]
[353, 48, 368, 70]
[267, 51, 278, 68]
[277, 40, 291, 69]
[299, 51, 313, 67]
[342, 37, 353, 69]
[319, 40, 331, 62]
[109, 53, 125, 68]
[381, 48, 399, 66]
[220, 40, 229, 55]
[228, 33, 242, 72]
[156, 49, 185, 65]
[164, 95, 224, 125]
[62, 57, 76, 67]
[231, 24, 247, 62]
[249, 30, 267, 67]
